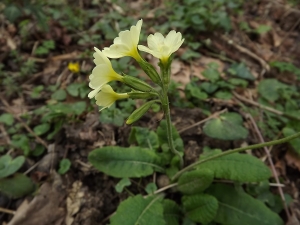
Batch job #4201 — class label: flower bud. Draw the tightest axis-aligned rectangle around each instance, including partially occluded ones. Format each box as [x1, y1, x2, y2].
[123, 75, 153, 92]
[138, 60, 162, 85]
[126, 100, 158, 124]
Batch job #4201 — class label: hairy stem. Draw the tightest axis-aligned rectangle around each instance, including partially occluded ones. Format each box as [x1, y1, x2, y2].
[172, 131, 300, 181]
[161, 85, 184, 168]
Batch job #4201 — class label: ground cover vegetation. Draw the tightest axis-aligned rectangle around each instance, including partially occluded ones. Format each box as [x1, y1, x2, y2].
[0, 0, 300, 224]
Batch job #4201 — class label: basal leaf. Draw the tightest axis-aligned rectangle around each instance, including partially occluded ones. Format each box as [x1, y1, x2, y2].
[162, 199, 182, 225]
[0, 173, 35, 198]
[198, 150, 271, 182]
[207, 184, 284, 225]
[178, 169, 214, 195]
[0, 155, 25, 179]
[110, 194, 166, 225]
[182, 193, 218, 224]
[203, 112, 248, 140]
[88, 146, 164, 178]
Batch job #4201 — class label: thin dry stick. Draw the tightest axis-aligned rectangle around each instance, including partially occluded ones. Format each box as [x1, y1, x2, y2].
[232, 91, 284, 115]
[178, 108, 228, 134]
[24, 161, 41, 175]
[247, 114, 291, 219]
[153, 183, 178, 195]
[220, 35, 270, 75]
[0, 124, 11, 144]
[233, 91, 300, 121]
[0, 96, 48, 148]
[0, 207, 15, 215]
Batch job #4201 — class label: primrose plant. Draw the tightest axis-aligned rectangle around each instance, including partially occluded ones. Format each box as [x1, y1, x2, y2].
[87, 20, 300, 225]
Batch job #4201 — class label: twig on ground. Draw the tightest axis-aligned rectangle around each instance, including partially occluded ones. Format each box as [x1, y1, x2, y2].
[247, 114, 291, 220]
[178, 108, 228, 134]
[0, 124, 11, 144]
[0, 207, 15, 215]
[153, 183, 178, 195]
[0, 96, 48, 148]
[220, 35, 270, 76]
[232, 91, 300, 121]
[24, 161, 41, 175]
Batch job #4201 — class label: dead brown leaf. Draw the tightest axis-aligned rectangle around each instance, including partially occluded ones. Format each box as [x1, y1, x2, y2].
[285, 150, 300, 171]
[8, 172, 66, 225]
[171, 60, 190, 87]
[65, 181, 84, 225]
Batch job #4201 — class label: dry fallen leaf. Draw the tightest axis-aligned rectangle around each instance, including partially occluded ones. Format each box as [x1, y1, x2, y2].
[285, 150, 300, 171]
[8, 172, 66, 225]
[65, 181, 85, 225]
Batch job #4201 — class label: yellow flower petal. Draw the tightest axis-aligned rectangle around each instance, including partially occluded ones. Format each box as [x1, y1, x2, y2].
[95, 84, 129, 110]
[138, 30, 184, 64]
[103, 19, 143, 61]
[88, 48, 123, 99]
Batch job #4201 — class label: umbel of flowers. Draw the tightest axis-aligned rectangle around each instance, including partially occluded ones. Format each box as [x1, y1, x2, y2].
[88, 19, 184, 124]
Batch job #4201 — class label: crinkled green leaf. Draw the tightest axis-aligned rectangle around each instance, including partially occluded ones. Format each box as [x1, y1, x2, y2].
[3, 5, 22, 22]
[0, 173, 35, 198]
[214, 90, 232, 100]
[0, 155, 25, 179]
[178, 169, 214, 195]
[198, 150, 271, 182]
[182, 193, 218, 224]
[110, 194, 166, 225]
[207, 184, 284, 225]
[258, 79, 288, 102]
[185, 82, 208, 100]
[51, 89, 67, 101]
[88, 146, 164, 178]
[202, 63, 220, 83]
[128, 127, 159, 150]
[200, 82, 219, 94]
[100, 107, 125, 127]
[228, 63, 255, 81]
[66, 83, 83, 97]
[71, 101, 86, 115]
[203, 112, 248, 140]
[162, 199, 182, 225]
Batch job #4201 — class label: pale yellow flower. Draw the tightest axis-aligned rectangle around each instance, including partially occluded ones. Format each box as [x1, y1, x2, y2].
[88, 47, 123, 99]
[103, 20, 143, 61]
[138, 30, 184, 64]
[95, 84, 128, 111]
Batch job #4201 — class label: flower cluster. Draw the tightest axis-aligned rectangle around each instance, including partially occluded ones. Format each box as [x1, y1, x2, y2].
[88, 19, 184, 123]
